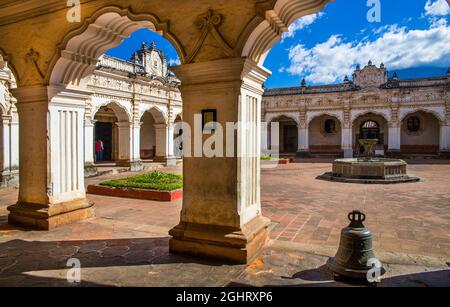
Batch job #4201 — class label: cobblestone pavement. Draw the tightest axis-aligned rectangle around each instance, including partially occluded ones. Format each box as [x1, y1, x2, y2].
[0, 162, 449, 286]
[262, 162, 450, 259]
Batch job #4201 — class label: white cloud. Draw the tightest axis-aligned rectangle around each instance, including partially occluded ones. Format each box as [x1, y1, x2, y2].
[285, 21, 450, 84]
[282, 13, 325, 40]
[425, 0, 450, 16]
[168, 58, 181, 66]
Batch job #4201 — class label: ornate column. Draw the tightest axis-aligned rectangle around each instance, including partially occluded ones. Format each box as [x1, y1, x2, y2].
[260, 111, 269, 155]
[10, 107, 19, 182]
[441, 102, 450, 158]
[8, 86, 94, 230]
[388, 104, 401, 157]
[1, 115, 12, 187]
[115, 122, 143, 171]
[169, 58, 271, 263]
[341, 106, 353, 158]
[84, 101, 97, 177]
[154, 123, 177, 166]
[297, 108, 309, 157]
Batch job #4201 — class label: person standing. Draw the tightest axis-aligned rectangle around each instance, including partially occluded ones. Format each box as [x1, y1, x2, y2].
[95, 139, 104, 162]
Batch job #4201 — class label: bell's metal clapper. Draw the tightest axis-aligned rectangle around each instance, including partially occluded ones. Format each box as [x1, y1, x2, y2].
[327, 210, 386, 282]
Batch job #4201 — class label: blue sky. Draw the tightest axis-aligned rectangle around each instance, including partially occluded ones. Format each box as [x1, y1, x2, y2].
[107, 0, 450, 88]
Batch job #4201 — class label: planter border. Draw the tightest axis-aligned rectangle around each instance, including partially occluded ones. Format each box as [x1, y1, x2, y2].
[87, 185, 183, 202]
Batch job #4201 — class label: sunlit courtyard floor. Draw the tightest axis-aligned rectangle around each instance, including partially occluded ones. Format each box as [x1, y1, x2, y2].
[0, 161, 449, 287]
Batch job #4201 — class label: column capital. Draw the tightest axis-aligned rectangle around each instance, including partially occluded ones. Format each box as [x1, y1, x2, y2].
[172, 58, 270, 93]
[11, 85, 49, 105]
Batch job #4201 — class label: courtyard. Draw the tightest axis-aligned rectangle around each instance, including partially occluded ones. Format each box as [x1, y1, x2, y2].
[0, 161, 448, 287]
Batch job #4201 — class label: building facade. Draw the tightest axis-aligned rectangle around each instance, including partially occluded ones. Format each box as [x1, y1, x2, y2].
[0, 61, 19, 187]
[0, 42, 183, 183]
[262, 62, 450, 159]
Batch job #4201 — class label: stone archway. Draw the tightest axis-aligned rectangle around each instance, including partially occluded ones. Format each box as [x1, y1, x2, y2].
[3, 0, 334, 263]
[93, 102, 131, 163]
[140, 107, 170, 161]
[308, 114, 342, 157]
[400, 110, 441, 155]
[353, 113, 389, 156]
[269, 115, 299, 154]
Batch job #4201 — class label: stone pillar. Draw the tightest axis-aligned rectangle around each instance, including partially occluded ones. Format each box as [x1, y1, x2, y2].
[388, 123, 401, 157]
[10, 110, 19, 178]
[131, 121, 142, 162]
[341, 128, 353, 158]
[154, 123, 177, 166]
[297, 127, 309, 157]
[342, 106, 352, 158]
[1, 115, 13, 187]
[296, 110, 309, 157]
[260, 114, 269, 155]
[84, 118, 97, 177]
[8, 86, 94, 230]
[116, 122, 143, 171]
[169, 58, 271, 263]
[440, 122, 450, 158]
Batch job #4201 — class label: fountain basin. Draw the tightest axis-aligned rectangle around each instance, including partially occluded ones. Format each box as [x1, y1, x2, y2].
[318, 158, 420, 184]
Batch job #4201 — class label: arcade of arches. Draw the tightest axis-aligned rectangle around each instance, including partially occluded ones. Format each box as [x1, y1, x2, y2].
[0, 0, 449, 265]
[0, 0, 337, 264]
[263, 62, 450, 158]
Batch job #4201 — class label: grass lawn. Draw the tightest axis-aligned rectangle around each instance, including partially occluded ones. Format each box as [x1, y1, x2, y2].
[100, 171, 183, 191]
[261, 155, 288, 161]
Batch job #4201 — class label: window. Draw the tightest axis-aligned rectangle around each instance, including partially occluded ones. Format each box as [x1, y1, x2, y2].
[407, 116, 420, 132]
[324, 119, 336, 134]
[360, 120, 379, 140]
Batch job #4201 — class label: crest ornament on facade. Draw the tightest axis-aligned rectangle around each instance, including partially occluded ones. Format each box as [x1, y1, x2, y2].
[25, 48, 45, 80]
[187, 10, 235, 63]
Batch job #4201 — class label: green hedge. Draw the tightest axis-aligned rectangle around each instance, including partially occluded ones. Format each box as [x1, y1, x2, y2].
[100, 171, 183, 191]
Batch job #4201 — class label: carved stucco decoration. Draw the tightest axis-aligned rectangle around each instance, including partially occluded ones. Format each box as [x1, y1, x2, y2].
[22, 48, 45, 83]
[187, 10, 237, 64]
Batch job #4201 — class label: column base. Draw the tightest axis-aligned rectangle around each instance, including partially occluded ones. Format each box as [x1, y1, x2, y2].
[342, 149, 353, 159]
[84, 164, 98, 178]
[155, 156, 178, 166]
[296, 150, 310, 158]
[386, 149, 402, 158]
[7, 198, 95, 230]
[169, 215, 270, 264]
[116, 160, 144, 172]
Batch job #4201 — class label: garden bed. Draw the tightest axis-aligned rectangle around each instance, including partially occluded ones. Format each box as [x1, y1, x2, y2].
[87, 172, 183, 202]
[261, 155, 294, 165]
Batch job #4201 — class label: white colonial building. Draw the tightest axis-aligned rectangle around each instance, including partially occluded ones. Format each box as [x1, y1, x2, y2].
[0, 42, 182, 185]
[0, 61, 19, 187]
[262, 62, 450, 159]
[84, 42, 183, 175]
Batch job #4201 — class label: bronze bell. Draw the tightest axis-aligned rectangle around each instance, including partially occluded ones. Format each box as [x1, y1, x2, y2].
[327, 210, 385, 280]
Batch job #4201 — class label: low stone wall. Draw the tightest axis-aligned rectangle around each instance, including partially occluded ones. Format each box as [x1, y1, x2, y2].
[87, 185, 183, 202]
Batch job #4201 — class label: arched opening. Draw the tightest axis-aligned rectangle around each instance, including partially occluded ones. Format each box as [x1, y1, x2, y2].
[6, 1, 336, 264]
[93, 102, 130, 163]
[308, 115, 342, 157]
[269, 115, 298, 154]
[401, 111, 441, 155]
[140, 107, 167, 160]
[353, 113, 388, 156]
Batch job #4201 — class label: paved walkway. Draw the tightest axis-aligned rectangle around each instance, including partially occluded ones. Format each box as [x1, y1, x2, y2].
[0, 161, 449, 286]
[262, 162, 450, 259]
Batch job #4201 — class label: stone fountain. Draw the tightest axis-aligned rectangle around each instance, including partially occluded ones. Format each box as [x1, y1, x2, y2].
[318, 139, 420, 184]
